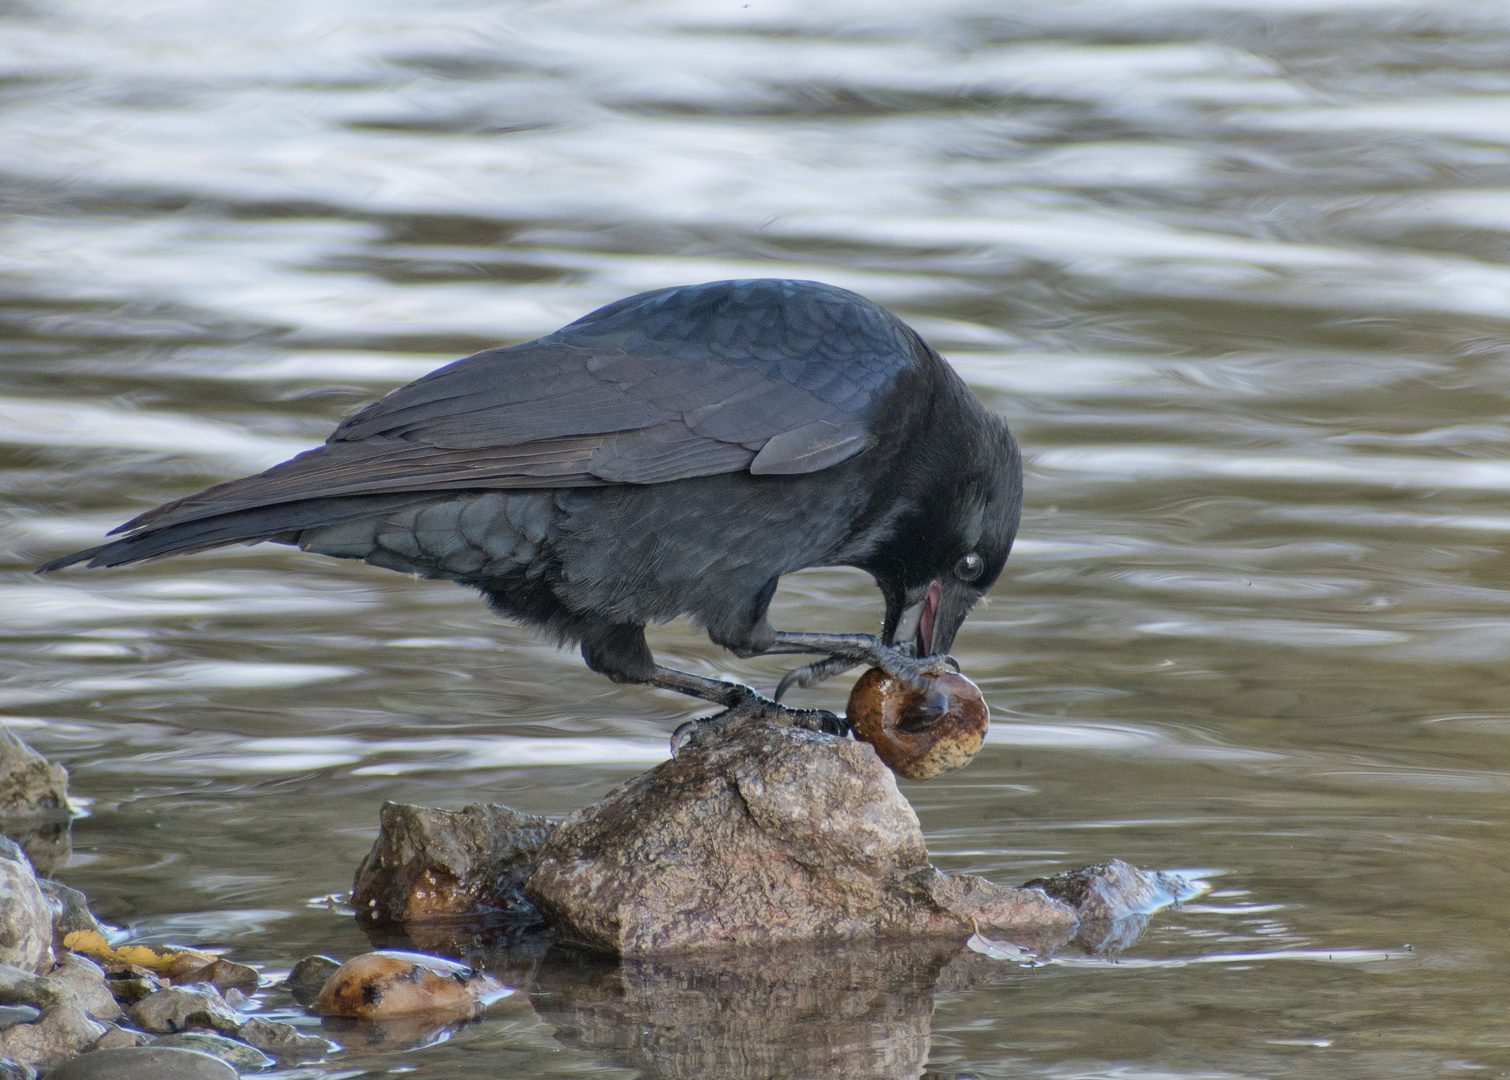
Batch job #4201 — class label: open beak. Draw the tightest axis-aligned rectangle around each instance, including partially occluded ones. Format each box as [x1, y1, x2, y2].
[890, 577, 978, 657]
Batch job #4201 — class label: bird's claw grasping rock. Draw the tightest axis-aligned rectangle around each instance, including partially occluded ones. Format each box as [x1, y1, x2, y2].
[670, 698, 848, 758]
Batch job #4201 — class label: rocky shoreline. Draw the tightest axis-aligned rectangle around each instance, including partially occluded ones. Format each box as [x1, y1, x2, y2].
[0, 718, 1195, 1077]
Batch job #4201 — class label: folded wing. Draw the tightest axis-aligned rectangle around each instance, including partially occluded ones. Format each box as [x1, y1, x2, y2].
[109, 279, 920, 541]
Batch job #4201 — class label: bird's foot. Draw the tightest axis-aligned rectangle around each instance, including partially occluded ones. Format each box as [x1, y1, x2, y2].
[769, 632, 959, 700]
[669, 688, 848, 758]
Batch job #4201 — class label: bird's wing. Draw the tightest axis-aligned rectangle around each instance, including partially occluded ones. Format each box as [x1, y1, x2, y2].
[117, 280, 921, 536]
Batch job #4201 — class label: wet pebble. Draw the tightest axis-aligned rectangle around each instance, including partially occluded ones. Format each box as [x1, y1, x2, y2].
[128, 986, 241, 1034]
[314, 951, 507, 1020]
[45, 954, 120, 1022]
[285, 955, 340, 1006]
[0, 1008, 39, 1032]
[0, 1059, 34, 1079]
[100, 963, 165, 1005]
[234, 1016, 329, 1060]
[90, 1023, 146, 1050]
[45, 1046, 237, 1080]
[154, 1031, 275, 1070]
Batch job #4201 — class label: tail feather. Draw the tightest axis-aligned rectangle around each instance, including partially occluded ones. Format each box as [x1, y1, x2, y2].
[37, 493, 437, 573]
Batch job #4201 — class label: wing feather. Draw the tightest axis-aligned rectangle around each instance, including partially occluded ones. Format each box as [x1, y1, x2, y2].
[113, 280, 921, 539]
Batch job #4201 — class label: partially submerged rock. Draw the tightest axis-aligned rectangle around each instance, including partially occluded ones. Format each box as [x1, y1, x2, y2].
[285, 955, 341, 1007]
[152, 1032, 275, 1071]
[313, 951, 508, 1020]
[45, 1046, 237, 1080]
[1026, 859, 1201, 955]
[0, 727, 68, 820]
[353, 802, 553, 923]
[0, 726, 72, 877]
[525, 713, 1074, 954]
[233, 1016, 329, 1060]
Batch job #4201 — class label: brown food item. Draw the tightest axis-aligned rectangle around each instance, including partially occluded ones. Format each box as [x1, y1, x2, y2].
[846, 667, 989, 780]
[312, 951, 507, 1020]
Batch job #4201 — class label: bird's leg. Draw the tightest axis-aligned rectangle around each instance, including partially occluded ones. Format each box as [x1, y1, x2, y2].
[646, 665, 758, 708]
[579, 622, 845, 754]
[765, 631, 959, 700]
[646, 666, 848, 756]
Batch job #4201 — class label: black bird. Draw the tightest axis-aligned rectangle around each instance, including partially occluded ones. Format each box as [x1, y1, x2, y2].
[40, 279, 1022, 732]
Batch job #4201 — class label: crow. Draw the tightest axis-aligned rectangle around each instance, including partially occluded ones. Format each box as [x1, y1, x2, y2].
[39, 279, 1022, 733]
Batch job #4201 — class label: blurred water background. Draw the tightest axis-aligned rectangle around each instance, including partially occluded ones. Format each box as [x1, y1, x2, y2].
[6, 0, 1510, 1075]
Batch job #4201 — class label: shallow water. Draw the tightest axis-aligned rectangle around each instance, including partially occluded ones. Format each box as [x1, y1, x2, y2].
[5, 0, 1510, 1075]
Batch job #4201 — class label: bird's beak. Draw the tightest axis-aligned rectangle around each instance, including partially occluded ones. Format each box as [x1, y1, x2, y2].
[892, 577, 978, 657]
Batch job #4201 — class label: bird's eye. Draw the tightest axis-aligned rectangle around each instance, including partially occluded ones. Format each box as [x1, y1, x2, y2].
[955, 552, 984, 582]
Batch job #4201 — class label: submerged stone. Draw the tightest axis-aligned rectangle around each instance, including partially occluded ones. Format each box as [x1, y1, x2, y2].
[285, 955, 341, 1007]
[233, 1016, 329, 1060]
[153, 1032, 275, 1071]
[44, 1046, 237, 1080]
[0, 1010, 38, 1033]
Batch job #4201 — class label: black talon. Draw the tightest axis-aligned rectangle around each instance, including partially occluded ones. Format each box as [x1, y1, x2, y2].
[774, 655, 861, 701]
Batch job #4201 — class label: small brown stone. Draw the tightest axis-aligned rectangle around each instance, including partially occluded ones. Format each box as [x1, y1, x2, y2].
[312, 952, 507, 1020]
[846, 668, 990, 780]
[90, 1022, 147, 1049]
[169, 959, 258, 994]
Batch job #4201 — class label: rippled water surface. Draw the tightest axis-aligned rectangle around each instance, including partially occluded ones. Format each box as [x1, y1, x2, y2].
[7, 0, 1510, 1075]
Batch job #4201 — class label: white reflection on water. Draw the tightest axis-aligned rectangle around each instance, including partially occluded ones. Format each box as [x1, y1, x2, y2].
[1049, 947, 1411, 969]
[0, 661, 354, 707]
[0, 397, 311, 467]
[83, 732, 672, 776]
[1032, 446, 1510, 491]
[0, 579, 374, 628]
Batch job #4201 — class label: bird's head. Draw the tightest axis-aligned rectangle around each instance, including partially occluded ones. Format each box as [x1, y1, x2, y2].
[874, 409, 1022, 659]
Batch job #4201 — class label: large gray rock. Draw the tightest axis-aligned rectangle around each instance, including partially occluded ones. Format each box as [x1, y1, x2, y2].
[0, 963, 106, 1069]
[524, 715, 1076, 954]
[353, 801, 553, 922]
[0, 843, 51, 974]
